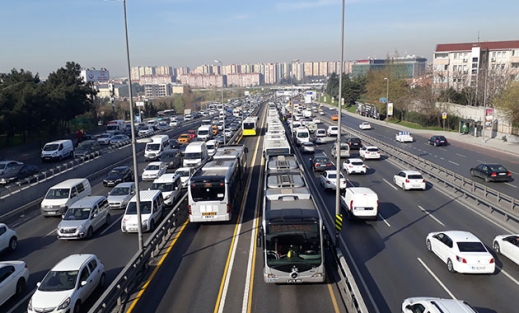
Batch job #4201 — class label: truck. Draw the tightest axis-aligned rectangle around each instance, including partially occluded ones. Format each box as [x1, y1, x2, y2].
[184, 109, 192, 121]
[106, 120, 126, 135]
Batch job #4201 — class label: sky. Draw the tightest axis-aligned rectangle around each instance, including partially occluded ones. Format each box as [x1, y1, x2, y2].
[1, 0, 519, 78]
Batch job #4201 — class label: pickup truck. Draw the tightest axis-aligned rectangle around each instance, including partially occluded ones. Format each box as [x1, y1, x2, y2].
[395, 131, 414, 143]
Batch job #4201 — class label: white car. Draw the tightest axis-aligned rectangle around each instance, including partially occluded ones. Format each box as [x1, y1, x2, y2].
[396, 131, 414, 143]
[359, 146, 380, 160]
[138, 126, 154, 136]
[326, 126, 339, 136]
[175, 167, 196, 188]
[320, 170, 347, 191]
[97, 133, 113, 145]
[142, 162, 167, 181]
[312, 117, 321, 124]
[402, 297, 479, 313]
[28, 254, 105, 313]
[319, 110, 325, 115]
[206, 139, 218, 156]
[359, 122, 372, 130]
[493, 234, 519, 265]
[314, 129, 327, 138]
[426, 231, 495, 274]
[393, 170, 426, 190]
[300, 141, 315, 153]
[0, 261, 29, 306]
[342, 158, 366, 175]
[107, 182, 136, 209]
[0, 223, 18, 253]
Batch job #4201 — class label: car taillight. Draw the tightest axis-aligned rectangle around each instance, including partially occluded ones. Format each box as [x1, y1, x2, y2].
[422, 179, 426, 183]
[405, 179, 410, 183]
[315, 163, 319, 167]
[456, 256, 467, 263]
[350, 200, 354, 210]
[491, 172, 497, 177]
[188, 205, 192, 215]
[349, 165, 353, 168]
[507, 171, 512, 176]
[362, 165, 366, 168]
[227, 204, 231, 213]
[326, 180, 331, 184]
[327, 163, 332, 167]
[490, 258, 495, 264]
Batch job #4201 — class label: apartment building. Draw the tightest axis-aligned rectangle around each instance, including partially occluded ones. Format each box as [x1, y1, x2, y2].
[227, 73, 263, 87]
[179, 74, 226, 88]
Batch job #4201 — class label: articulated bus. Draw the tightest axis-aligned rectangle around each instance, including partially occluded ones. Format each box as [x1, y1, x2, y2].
[188, 159, 243, 222]
[242, 117, 258, 136]
[263, 137, 291, 159]
[258, 154, 326, 283]
[212, 144, 248, 177]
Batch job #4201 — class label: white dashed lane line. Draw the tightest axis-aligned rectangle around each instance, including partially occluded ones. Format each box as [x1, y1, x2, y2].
[456, 153, 466, 157]
[448, 160, 459, 166]
[418, 205, 445, 226]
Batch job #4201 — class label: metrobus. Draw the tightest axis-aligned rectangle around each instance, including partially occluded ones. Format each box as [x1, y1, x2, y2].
[242, 117, 258, 136]
[258, 154, 326, 283]
[212, 144, 248, 177]
[263, 137, 291, 159]
[187, 159, 243, 222]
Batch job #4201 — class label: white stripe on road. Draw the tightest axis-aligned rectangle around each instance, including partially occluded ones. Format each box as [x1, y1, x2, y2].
[456, 153, 466, 157]
[505, 183, 517, 188]
[439, 148, 447, 151]
[448, 160, 459, 166]
[383, 178, 398, 190]
[418, 205, 445, 226]
[498, 266, 519, 287]
[417, 258, 457, 299]
[477, 160, 487, 164]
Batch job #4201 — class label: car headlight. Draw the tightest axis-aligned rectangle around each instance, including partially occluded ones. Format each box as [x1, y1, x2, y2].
[28, 299, 32, 311]
[165, 194, 171, 200]
[57, 297, 71, 310]
[77, 224, 85, 231]
[52, 152, 58, 156]
[142, 219, 148, 225]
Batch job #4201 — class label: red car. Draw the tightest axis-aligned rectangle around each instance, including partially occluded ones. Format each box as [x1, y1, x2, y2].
[187, 130, 197, 139]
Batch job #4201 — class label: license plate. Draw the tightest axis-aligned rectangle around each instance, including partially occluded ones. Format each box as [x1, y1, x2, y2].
[499, 173, 506, 176]
[413, 184, 421, 187]
[47, 211, 56, 215]
[202, 212, 216, 216]
[287, 279, 302, 283]
[472, 266, 486, 270]
[128, 227, 137, 232]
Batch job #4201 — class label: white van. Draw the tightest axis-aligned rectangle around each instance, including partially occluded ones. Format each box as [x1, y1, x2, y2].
[41, 139, 74, 162]
[145, 135, 170, 161]
[41, 178, 92, 217]
[197, 125, 213, 141]
[150, 173, 182, 207]
[341, 187, 378, 221]
[294, 127, 310, 146]
[183, 141, 209, 168]
[121, 190, 164, 233]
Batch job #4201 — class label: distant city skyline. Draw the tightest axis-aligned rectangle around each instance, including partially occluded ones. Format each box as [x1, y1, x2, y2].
[1, 0, 518, 78]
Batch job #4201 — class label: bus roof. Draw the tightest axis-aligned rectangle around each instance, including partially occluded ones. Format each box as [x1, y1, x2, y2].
[267, 155, 299, 171]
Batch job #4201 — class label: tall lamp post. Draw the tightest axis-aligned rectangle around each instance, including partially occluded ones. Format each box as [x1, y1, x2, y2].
[384, 77, 389, 124]
[214, 59, 226, 145]
[335, 0, 345, 245]
[290, 59, 299, 134]
[122, 0, 144, 251]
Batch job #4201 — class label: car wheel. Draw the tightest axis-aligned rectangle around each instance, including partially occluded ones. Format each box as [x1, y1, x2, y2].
[98, 273, 106, 290]
[16, 278, 26, 294]
[494, 242, 501, 254]
[401, 183, 406, 191]
[9, 237, 17, 250]
[149, 220, 155, 232]
[73, 301, 81, 313]
[426, 239, 432, 252]
[470, 170, 475, 177]
[447, 259, 455, 273]
[86, 227, 93, 239]
[485, 176, 491, 182]
[434, 142, 437, 146]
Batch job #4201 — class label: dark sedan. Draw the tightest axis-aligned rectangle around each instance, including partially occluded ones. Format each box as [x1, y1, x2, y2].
[470, 164, 512, 182]
[160, 149, 182, 170]
[427, 135, 448, 146]
[345, 137, 362, 150]
[310, 155, 333, 172]
[103, 166, 134, 187]
[0, 164, 39, 185]
[169, 139, 180, 149]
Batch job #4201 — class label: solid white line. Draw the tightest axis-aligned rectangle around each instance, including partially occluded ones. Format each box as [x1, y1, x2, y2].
[417, 258, 457, 299]
[418, 205, 445, 226]
[505, 183, 517, 188]
[383, 178, 398, 190]
[46, 229, 56, 237]
[448, 160, 459, 166]
[100, 214, 124, 236]
[439, 148, 447, 151]
[456, 153, 466, 157]
[510, 171, 519, 175]
[498, 266, 519, 287]
[477, 160, 487, 164]
[379, 214, 391, 227]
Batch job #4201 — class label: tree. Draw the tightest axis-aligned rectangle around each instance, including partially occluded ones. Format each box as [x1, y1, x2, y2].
[493, 81, 519, 127]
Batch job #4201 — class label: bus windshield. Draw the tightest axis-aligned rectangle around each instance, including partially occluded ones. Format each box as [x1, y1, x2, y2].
[243, 122, 255, 130]
[265, 223, 321, 267]
[190, 183, 225, 201]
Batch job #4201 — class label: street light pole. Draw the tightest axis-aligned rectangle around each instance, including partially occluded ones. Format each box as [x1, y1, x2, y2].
[384, 77, 389, 124]
[290, 59, 299, 137]
[335, 0, 345, 245]
[214, 60, 225, 145]
[122, 0, 143, 251]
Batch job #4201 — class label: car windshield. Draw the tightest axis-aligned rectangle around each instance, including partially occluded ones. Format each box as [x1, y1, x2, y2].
[185, 152, 202, 159]
[111, 187, 129, 196]
[126, 201, 152, 214]
[110, 168, 126, 175]
[315, 158, 328, 163]
[99, 134, 110, 139]
[63, 207, 91, 220]
[151, 182, 174, 192]
[46, 188, 70, 199]
[489, 165, 507, 171]
[207, 144, 215, 149]
[145, 165, 160, 171]
[161, 154, 175, 161]
[176, 170, 190, 177]
[39, 270, 79, 291]
[3, 165, 22, 173]
[457, 241, 487, 252]
[408, 174, 423, 179]
[351, 161, 364, 166]
[43, 144, 59, 151]
[367, 148, 379, 152]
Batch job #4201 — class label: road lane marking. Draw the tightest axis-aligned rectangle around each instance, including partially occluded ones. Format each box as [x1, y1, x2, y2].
[505, 183, 517, 188]
[439, 148, 447, 151]
[456, 153, 466, 157]
[498, 266, 519, 287]
[100, 214, 123, 236]
[448, 160, 459, 166]
[417, 258, 457, 299]
[477, 160, 487, 164]
[418, 205, 445, 226]
[511, 171, 519, 175]
[383, 178, 398, 190]
[379, 214, 391, 227]
[440, 157, 444, 160]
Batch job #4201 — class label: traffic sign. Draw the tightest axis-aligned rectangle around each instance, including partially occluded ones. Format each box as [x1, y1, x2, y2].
[442, 112, 447, 119]
[136, 101, 144, 107]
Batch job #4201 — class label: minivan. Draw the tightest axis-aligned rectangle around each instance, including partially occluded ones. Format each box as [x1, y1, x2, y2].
[197, 125, 213, 141]
[41, 139, 74, 162]
[341, 187, 378, 220]
[145, 135, 170, 161]
[41, 178, 92, 217]
[160, 149, 182, 170]
[121, 190, 164, 233]
[150, 173, 182, 207]
[183, 141, 209, 168]
[57, 196, 110, 239]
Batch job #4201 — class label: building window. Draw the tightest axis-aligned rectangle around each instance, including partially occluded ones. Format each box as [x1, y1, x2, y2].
[453, 65, 457, 71]
[511, 63, 519, 68]
[472, 57, 478, 62]
[435, 53, 448, 59]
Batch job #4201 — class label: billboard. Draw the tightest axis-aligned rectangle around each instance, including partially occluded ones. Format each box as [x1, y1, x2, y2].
[80, 69, 110, 83]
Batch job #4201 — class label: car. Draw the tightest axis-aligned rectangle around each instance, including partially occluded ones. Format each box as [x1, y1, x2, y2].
[426, 231, 495, 274]
[74, 140, 101, 158]
[319, 110, 325, 115]
[107, 182, 136, 209]
[320, 170, 347, 191]
[109, 134, 130, 144]
[0, 261, 29, 307]
[300, 141, 315, 153]
[427, 135, 448, 146]
[493, 234, 519, 265]
[310, 155, 333, 172]
[138, 126, 154, 136]
[206, 139, 218, 156]
[345, 137, 362, 150]
[312, 117, 321, 124]
[393, 170, 426, 190]
[224, 128, 233, 138]
[0, 164, 39, 185]
[331, 114, 339, 121]
[169, 120, 180, 127]
[142, 162, 167, 181]
[96, 133, 113, 145]
[156, 121, 170, 131]
[214, 134, 225, 145]
[396, 131, 414, 143]
[169, 139, 180, 149]
[331, 142, 350, 158]
[326, 126, 339, 136]
[0, 160, 23, 175]
[402, 297, 479, 313]
[314, 128, 327, 139]
[342, 158, 367, 175]
[57, 196, 111, 240]
[359, 146, 380, 160]
[103, 166, 133, 187]
[469, 163, 512, 182]
[0, 223, 18, 253]
[178, 133, 191, 145]
[160, 149, 182, 170]
[359, 122, 371, 130]
[187, 130, 197, 139]
[28, 254, 105, 313]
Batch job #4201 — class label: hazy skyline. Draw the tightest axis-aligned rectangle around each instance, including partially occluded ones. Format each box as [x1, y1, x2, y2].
[1, 0, 518, 78]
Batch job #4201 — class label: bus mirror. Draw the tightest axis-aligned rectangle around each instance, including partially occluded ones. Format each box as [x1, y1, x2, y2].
[244, 147, 249, 153]
[256, 228, 263, 248]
